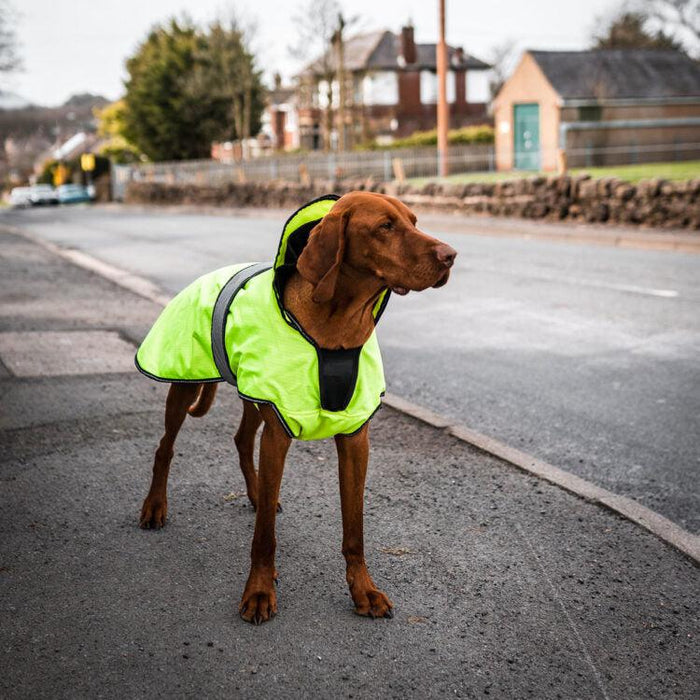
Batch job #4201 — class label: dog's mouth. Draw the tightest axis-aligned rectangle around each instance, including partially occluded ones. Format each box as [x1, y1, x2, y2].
[391, 270, 450, 295]
[390, 285, 410, 296]
[432, 269, 451, 289]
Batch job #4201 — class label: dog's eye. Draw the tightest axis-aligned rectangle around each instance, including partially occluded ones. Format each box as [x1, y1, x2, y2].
[380, 221, 393, 231]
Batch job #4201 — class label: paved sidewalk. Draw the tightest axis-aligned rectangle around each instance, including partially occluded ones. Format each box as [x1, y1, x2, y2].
[1, 230, 698, 699]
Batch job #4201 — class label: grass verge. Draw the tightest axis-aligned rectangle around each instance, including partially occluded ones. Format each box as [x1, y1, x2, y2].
[408, 160, 700, 186]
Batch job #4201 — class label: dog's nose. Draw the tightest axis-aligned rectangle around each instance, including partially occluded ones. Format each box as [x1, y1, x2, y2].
[435, 243, 457, 268]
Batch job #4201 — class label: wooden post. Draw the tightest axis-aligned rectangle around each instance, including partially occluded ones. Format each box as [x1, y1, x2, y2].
[436, 0, 449, 177]
[392, 158, 406, 184]
[557, 148, 568, 175]
[299, 163, 311, 186]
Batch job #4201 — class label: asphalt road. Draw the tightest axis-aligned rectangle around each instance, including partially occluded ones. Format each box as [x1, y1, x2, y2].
[2, 205, 699, 533]
[2, 230, 698, 699]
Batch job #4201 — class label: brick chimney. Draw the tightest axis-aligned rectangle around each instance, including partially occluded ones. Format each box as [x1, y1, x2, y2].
[400, 25, 416, 65]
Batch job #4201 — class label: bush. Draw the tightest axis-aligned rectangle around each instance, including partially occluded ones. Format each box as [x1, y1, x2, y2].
[37, 155, 111, 186]
[361, 125, 494, 150]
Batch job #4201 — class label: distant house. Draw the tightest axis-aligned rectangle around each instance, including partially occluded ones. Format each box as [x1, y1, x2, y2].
[295, 24, 491, 150]
[262, 77, 300, 152]
[493, 49, 700, 171]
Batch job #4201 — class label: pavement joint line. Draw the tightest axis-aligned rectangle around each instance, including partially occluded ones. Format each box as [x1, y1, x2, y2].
[515, 522, 611, 700]
[4, 221, 699, 565]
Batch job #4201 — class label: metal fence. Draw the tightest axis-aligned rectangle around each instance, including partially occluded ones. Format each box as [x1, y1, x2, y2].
[111, 144, 495, 200]
[110, 140, 700, 201]
[564, 141, 700, 168]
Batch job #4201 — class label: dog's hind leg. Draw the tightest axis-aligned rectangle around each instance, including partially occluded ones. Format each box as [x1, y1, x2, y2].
[234, 399, 263, 510]
[187, 383, 218, 417]
[140, 382, 200, 529]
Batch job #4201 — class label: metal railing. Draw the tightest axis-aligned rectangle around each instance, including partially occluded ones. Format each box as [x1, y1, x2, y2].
[111, 141, 700, 201]
[112, 144, 495, 199]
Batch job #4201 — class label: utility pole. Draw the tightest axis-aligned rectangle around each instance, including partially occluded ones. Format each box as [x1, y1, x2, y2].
[334, 13, 347, 152]
[436, 0, 449, 177]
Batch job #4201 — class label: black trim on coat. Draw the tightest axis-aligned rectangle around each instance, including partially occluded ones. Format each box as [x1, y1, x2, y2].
[337, 400, 384, 437]
[236, 391, 295, 438]
[273, 193, 341, 271]
[134, 354, 224, 384]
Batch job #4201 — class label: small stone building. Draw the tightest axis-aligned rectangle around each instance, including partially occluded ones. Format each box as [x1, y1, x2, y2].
[493, 49, 700, 171]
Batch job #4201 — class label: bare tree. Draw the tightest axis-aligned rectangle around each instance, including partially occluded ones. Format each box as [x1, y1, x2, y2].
[644, 0, 700, 43]
[488, 39, 517, 98]
[0, 0, 21, 76]
[290, 0, 342, 151]
[618, 0, 700, 54]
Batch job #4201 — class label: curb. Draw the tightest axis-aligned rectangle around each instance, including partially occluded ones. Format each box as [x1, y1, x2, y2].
[3, 221, 698, 565]
[382, 394, 700, 565]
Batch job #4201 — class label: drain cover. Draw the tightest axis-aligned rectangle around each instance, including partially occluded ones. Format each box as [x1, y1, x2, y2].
[0, 330, 136, 377]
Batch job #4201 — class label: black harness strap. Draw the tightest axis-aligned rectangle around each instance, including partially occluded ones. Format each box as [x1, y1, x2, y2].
[211, 262, 272, 385]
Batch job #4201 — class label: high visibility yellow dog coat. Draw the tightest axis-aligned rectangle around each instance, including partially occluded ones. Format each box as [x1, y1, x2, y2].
[135, 195, 391, 440]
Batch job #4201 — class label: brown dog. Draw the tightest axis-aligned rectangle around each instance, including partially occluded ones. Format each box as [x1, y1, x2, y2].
[139, 192, 456, 624]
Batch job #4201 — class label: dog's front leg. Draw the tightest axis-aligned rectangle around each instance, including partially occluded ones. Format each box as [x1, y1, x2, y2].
[335, 425, 393, 619]
[239, 406, 290, 625]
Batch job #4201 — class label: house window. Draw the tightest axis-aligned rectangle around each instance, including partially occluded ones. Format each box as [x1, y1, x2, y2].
[420, 71, 437, 104]
[578, 105, 602, 121]
[317, 80, 339, 109]
[362, 72, 398, 106]
[447, 71, 456, 103]
[466, 70, 490, 103]
[285, 108, 298, 133]
[420, 71, 456, 104]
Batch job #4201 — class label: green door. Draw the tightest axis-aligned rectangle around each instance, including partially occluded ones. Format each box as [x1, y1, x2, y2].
[513, 103, 540, 170]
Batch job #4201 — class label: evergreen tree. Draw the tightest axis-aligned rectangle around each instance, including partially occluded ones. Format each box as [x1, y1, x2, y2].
[122, 18, 265, 162]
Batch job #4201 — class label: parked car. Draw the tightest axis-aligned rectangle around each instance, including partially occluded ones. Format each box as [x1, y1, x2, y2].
[57, 184, 91, 205]
[30, 184, 59, 206]
[9, 186, 33, 208]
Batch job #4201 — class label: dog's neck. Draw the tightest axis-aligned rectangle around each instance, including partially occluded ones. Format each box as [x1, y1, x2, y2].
[283, 267, 386, 350]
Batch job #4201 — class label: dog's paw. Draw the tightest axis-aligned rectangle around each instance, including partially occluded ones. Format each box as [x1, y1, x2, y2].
[347, 566, 394, 619]
[239, 569, 278, 625]
[139, 496, 167, 529]
[352, 587, 394, 619]
[239, 588, 277, 625]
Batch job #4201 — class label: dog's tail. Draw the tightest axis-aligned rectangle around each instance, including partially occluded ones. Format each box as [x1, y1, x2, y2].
[187, 383, 218, 417]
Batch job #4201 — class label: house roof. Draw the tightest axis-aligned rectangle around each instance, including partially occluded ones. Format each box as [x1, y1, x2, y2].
[302, 30, 490, 76]
[529, 49, 700, 101]
[268, 87, 296, 106]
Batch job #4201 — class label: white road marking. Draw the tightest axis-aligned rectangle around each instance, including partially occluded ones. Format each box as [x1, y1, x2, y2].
[600, 282, 679, 298]
[461, 263, 681, 299]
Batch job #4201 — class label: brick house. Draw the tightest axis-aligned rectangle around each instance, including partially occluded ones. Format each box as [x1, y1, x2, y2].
[493, 49, 700, 171]
[259, 76, 300, 152]
[293, 24, 491, 150]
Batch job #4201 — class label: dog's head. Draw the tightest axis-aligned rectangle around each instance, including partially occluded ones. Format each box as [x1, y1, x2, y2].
[297, 191, 457, 303]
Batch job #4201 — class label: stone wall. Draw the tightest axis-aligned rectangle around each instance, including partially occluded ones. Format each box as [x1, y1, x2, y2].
[125, 174, 700, 229]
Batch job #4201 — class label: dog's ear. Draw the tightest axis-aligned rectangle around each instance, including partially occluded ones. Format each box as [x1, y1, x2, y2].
[296, 208, 348, 303]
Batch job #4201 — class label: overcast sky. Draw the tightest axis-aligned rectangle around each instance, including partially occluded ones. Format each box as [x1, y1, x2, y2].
[10, 0, 622, 106]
